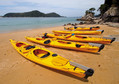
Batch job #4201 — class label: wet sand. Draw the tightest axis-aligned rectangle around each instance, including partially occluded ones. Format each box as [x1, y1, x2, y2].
[0, 25, 119, 84]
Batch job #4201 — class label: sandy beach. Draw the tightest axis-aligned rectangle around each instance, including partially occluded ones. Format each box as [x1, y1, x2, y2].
[0, 24, 119, 84]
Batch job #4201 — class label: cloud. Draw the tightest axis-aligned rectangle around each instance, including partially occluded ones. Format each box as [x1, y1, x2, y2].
[0, 0, 104, 16]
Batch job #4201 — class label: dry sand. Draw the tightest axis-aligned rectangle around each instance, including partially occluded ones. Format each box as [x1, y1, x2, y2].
[0, 25, 119, 84]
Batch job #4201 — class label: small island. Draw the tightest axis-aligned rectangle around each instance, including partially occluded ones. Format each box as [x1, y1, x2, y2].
[3, 10, 61, 17]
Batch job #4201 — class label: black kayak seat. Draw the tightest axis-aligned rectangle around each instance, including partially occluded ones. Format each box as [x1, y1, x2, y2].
[44, 40, 51, 44]
[76, 44, 81, 48]
[40, 52, 50, 58]
[52, 54, 58, 57]
[74, 26, 77, 29]
[82, 37, 87, 38]
[67, 42, 71, 44]
[43, 33, 48, 38]
[90, 27, 93, 30]
[96, 26, 100, 28]
[26, 45, 35, 50]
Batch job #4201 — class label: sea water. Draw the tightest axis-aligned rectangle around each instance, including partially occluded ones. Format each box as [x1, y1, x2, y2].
[0, 17, 80, 33]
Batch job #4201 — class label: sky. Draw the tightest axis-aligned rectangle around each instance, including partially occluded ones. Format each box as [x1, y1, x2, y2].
[0, 0, 104, 17]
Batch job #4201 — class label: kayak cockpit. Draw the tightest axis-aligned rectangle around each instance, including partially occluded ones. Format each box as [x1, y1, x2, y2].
[75, 35, 87, 38]
[54, 34, 61, 36]
[33, 49, 50, 58]
[16, 42, 25, 47]
[66, 35, 72, 38]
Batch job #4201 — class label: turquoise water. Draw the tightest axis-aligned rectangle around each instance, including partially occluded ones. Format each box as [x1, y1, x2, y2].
[0, 17, 79, 33]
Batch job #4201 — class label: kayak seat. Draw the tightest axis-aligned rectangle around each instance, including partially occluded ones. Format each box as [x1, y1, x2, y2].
[90, 27, 92, 30]
[17, 45, 35, 54]
[82, 37, 87, 38]
[52, 54, 58, 57]
[43, 33, 48, 38]
[52, 57, 68, 66]
[76, 44, 81, 48]
[40, 52, 50, 58]
[54, 34, 59, 36]
[16, 42, 25, 47]
[96, 26, 100, 28]
[24, 45, 35, 50]
[74, 26, 77, 29]
[33, 49, 50, 58]
[44, 40, 51, 44]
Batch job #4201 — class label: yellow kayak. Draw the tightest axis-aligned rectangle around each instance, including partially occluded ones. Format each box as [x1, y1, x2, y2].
[10, 39, 94, 79]
[64, 26, 100, 31]
[25, 37, 104, 53]
[43, 33, 116, 44]
[53, 30, 104, 35]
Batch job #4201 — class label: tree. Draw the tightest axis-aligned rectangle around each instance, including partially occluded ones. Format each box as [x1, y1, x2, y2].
[85, 7, 95, 15]
[89, 8, 96, 13]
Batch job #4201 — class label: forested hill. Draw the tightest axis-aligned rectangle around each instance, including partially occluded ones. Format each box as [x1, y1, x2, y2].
[3, 10, 61, 17]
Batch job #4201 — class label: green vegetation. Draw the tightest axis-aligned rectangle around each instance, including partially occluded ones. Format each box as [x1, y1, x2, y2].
[85, 8, 96, 15]
[45, 12, 61, 17]
[3, 10, 61, 17]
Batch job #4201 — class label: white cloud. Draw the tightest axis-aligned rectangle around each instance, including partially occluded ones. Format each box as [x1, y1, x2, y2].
[0, 0, 104, 16]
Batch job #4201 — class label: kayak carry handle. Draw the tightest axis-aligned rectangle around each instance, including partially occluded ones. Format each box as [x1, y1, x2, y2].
[96, 30, 104, 34]
[102, 37, 116, 43]
[69, 61, 94, 79]
[69, 61, 89, 71]
[89, 43, 105, 52]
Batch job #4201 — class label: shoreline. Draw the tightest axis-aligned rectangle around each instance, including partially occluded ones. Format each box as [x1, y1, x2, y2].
[0, 25, 119, 84]
[0, 26, 63, 34]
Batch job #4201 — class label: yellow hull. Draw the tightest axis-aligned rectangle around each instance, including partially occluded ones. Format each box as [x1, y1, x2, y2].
[10, 39, 94, 79]
[64, 26, 100, 31]
[25, 37, 104, 53]
[53, 30, 104, 35]
[43, 33, 115, 44]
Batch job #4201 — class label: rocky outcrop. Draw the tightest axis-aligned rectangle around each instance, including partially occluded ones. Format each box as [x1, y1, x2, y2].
[99, 0, 119, 23]
[78, 0, 119, 24]
[77, 13, 94, 21]
[102, 7, 119, 22]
